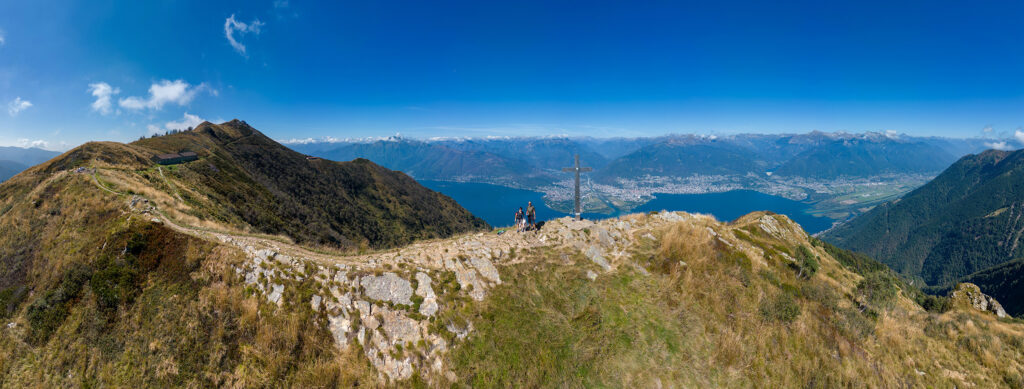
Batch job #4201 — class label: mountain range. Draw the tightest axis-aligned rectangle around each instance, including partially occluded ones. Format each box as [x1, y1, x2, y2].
[823, 149, 1024, 315]
[0, 147, 60, 182]
[289, 132, 1001, 187]
[0, 120, 1020, 386]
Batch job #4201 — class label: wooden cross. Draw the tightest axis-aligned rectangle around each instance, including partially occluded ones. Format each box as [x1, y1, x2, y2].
[561, 154, 592, 221]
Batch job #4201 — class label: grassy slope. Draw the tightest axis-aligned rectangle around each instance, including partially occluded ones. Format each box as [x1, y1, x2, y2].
[445, 214, 1024, 387]
[0, 160, 376, 387]
[1, 130, 1022, 386]
[0, 123, 484, 386]
[131, 120, 489, 250]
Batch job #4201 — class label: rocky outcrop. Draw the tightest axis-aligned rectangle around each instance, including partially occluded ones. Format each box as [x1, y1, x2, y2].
[951, 283, 1008, 318]
[224, 211, 761, 383]
[361, 273, 414, 305]
[415, 272, 439, 316]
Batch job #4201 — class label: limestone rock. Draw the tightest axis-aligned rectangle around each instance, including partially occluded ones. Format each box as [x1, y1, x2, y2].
[951, 283, 1008, 318]
[595, 227, 614, 247]
[364, 315, 380, 330]
[470, 256, 501, 284]
[584, 245, 610, 271]
[415, 272, 439, 316]
[455, 268, 486, 301]
[328, 314, 351, 347]
[267, 284, 284, 305]
[380, 308, 421, 345]
[360, 272, 414, 306]
[656, 211, 685, 223]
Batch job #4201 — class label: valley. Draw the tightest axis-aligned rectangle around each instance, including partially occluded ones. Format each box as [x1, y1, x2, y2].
[291, 132, 975, 231]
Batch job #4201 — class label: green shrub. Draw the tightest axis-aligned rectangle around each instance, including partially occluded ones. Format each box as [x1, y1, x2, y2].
[0, 286, 27, 318]
[833, 306, 875, 339]
[26, 264, 93, 343]
[789, 245, 820, 279]
[917, 294, 952, 313]
[90, 263, 138, 313]
[760, 270, 781, 287]
[760, 293, 801, 323]
[856, 272, 898, 311]
[801, 281, 839, 310]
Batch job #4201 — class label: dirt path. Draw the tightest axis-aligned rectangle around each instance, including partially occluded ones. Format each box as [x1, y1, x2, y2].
[157, 166, 185, 202]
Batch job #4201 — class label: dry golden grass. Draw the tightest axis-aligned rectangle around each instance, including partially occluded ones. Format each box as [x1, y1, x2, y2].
[448, 212, 1024, 387]
[2, 138, 1023, 388]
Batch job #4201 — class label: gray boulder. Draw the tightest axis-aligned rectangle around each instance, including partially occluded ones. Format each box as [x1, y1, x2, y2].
[360, 272, 414, 306]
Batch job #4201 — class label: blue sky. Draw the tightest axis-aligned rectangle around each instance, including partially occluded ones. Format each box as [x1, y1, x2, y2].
[0, 0, 1022, 150]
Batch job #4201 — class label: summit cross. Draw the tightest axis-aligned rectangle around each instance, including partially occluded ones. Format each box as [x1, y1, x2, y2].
[561, 154, 592, 221]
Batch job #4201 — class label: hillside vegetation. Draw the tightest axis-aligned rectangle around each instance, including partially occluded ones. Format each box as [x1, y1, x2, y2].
[95, 121, 487, 250]
[926, 258, 1024, 317]
[0, 128, 1021, 387]
[824, 149, 1024, 307]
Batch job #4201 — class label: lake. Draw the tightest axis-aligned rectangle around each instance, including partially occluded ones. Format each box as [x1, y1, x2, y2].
[633, 191, 834, 234]
[420, 181, 833, 234]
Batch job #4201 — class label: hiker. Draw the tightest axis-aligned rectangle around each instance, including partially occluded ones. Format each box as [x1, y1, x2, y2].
[515, 207, 525, 232]
[526, 201, 536, 231]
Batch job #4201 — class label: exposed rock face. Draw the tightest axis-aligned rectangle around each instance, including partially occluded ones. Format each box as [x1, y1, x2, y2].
[470, 256, 501, 284]
[415, 272, 439, 317]
[360, 273, 414, 306]
[585, 245, 611, 271]
[655, 210, 686, 223]
[951, 283, 1008, 318]
[225, 211, 753, 383]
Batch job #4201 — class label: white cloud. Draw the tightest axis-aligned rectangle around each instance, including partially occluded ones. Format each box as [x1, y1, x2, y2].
[7, 97, 31, 116]
[16, 138, 48, 149]
[273, 0, 289, 8]
[164, 112, 204, 131]
[0, 29, 6, 46]
[985, 141, 1014, 151]
[88, 82, 120, 115]
[119, 79, 209, 111]
[1015, 129, 1024, 145]
[224, 14, 264, 56]
[146, 112, 205, 136]
[983, 125, 994, 134]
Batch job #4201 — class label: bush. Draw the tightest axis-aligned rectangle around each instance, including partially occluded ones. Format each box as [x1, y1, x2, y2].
[801, 281, 839, 310]
[917, 294, 952, 313]
[833, 306, 876, 339]
[790, 245, 820, 279]
[760, 293, 801, 323]
[0, 286, 28, 318]
[26, 264, 93, 343]
[90, 257, 141, 314]
[856, 272, 898, 311]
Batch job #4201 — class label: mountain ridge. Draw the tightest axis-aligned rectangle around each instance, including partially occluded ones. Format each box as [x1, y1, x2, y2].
[1, 121, 1022, 385]
[823, 149, 1024, 285]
